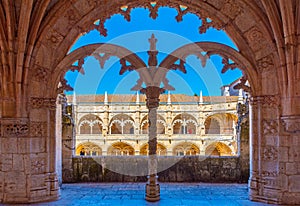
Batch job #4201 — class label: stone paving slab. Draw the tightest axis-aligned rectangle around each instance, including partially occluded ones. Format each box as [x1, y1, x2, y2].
[0, 183, 277, 206]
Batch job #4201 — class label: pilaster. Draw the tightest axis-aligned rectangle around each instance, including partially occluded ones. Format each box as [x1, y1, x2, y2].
[248, 95, 300, 204]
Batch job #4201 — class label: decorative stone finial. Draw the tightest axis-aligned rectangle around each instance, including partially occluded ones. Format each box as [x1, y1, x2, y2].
[167, 91, 172, 105]
[149, 33, 157, 51]
[136, 91, 140, 105]
[199, 90, 203, 104]
[72, 92, 77, 105]
[104, 91, 108, 105]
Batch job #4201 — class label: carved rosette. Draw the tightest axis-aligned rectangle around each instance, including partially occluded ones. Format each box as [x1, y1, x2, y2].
[263, 146, 278, 161]
[30, 97, 57, 109]
[220, 0, 241, 19]
[46, 28, 64, 48]
[262, 120, 278, 136]
[33, 66, 49, 82]
[281, 115, 300, 133]
[257, 54, 274, 72]
[31, 158, 46, 174]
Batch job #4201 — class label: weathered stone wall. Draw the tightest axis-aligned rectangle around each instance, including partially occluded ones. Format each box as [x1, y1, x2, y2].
[67, 156, 249, 183]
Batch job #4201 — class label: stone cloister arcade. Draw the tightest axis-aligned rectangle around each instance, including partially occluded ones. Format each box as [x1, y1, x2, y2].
[0, 0, 299, 205]
[72, 93, 238, 157]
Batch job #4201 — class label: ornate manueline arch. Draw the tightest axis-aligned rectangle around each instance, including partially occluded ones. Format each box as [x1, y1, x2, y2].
[0, 0, 299, 204]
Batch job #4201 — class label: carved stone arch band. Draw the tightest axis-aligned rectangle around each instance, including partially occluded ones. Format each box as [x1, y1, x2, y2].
[158, 42, 258, 93]
[51, 43, 149, 97]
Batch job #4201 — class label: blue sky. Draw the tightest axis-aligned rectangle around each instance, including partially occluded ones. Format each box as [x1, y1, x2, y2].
[65, 7, 242, 96]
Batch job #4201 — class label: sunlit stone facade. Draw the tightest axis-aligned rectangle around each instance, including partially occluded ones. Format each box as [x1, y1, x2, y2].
[68, 93, 240, 157]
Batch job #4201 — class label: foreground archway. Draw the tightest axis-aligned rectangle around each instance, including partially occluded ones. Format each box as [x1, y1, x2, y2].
[0, 0, 299, 204]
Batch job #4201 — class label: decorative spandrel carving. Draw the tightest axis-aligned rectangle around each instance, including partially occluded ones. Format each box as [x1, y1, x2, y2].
[30, 98, 57, 109]
[263, 146, 278, 161]
[257, 54, 274, 72]
[262, 120, 278, 136]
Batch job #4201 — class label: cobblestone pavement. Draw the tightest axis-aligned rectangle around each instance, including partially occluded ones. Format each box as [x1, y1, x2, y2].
[1, 183, 276, 206]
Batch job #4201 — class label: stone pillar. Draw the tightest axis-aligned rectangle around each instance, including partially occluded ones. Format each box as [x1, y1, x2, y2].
[61, 104, 75, 183]
[248, 95, 298, 204]
[103, 106, 109, 136]
[143, 86, 163, 202]
[0, 97, 61, 203]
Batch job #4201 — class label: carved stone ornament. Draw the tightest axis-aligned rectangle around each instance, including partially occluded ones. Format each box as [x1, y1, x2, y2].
[141, 86, 165, 109]
[257, 54, 274, 72]
[0, 119, 29, 137]
[33, 66, 48, 82]
[245, 27, 265, 51]
[31, 158, 46, 174]
[250, 95, 279, 107]
[30, 97, 57, 109]
[262, 120, 278, 136]
[281, 115, 300, 133]
[82, 1, 224, 36]
[46, 28, 64, 48]
[30, 122, 46, 137]
[263, 146, 278, 161]
[220, 0, 241, 19]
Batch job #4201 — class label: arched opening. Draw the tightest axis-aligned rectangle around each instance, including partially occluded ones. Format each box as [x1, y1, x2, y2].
[204, 116, 220, 134]
[172, 113, 197, 134]
[28, 1, 258, 204]
[205, 142, 233, 156]
[140, 143, 167, 156]
[78, 114, 103, 135]
[109, 114, 135, 135]
[76, 142, 102, 156]
[173, 142, 200, 156]
[107, 142, 135, 156]
[140, 114, 166, 134]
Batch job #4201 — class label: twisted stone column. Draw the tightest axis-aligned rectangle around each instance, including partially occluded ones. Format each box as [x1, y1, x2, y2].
[143, 86, 164, 202]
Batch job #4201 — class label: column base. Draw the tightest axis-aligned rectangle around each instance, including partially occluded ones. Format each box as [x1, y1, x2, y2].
[145, 183, 160, 202]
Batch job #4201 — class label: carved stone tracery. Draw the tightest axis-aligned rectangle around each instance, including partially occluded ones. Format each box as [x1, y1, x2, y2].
[250, 95, 279, 107]
[30, 98, 57, 109]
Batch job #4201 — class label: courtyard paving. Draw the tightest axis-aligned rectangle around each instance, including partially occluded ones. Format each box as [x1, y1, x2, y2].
[1, 183, 276, 206]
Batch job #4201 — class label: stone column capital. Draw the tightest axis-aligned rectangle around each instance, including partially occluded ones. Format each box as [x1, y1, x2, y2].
[141, 86, 165, 109]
